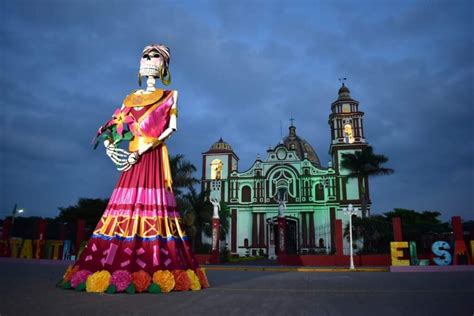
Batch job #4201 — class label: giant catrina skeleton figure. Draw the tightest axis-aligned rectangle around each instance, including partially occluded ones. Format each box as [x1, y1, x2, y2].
[58, 45, 209, 294]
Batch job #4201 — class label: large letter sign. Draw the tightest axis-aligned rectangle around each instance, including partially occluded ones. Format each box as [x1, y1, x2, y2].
[432, 241, 452, 266]
[471, 241, 474, 263]
[409, 241, 419, 266]
[390, 241, 410, 266]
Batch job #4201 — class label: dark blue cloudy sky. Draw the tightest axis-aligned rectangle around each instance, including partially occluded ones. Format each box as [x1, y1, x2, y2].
[1, 0, 473, 221]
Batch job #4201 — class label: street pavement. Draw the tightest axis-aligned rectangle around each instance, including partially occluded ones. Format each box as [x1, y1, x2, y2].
[0, 259, 473, 316]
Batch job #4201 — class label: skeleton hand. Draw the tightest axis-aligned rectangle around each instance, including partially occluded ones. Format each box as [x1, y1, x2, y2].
[103, 140, 139, 172]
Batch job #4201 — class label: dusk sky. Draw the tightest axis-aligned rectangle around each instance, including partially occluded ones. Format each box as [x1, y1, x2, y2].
[1, 0, 473, 221]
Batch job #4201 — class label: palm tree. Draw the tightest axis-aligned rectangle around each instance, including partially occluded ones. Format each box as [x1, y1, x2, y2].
[182, 186, 212, 251]
[340, 146, 394, 217]
[169, 154, 199, 196]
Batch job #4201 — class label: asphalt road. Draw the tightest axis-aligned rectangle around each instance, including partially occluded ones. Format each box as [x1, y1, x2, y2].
[0, 260, 473, 316]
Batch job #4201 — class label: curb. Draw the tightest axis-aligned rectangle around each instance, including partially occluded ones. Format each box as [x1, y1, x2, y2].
[0, 258, 389, 272]
[202, 265, 389, 272]
[0, 257, 71, 265]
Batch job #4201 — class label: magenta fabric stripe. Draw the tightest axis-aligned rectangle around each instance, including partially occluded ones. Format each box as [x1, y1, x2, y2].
[108, 187, 177, 207]
[105, 204, 177, 212]
[102, 208, 180, 218]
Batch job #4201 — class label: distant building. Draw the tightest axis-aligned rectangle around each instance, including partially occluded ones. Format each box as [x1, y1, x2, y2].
[201, 84, 370, 256]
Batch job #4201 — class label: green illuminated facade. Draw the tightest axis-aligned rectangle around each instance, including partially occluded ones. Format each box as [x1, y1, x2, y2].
[201, 84, 370, 256]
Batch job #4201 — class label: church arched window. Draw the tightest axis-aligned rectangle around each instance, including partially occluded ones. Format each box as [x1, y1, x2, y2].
[315, 184, 325, 201]
[241, 185, 251, 202]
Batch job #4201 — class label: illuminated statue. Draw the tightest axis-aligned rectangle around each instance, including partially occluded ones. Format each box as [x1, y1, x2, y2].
[211, 159, 223, 180]
[58, 45, 208, 293]
[210, 197, 220, 219]
[275, 188, 288, 218]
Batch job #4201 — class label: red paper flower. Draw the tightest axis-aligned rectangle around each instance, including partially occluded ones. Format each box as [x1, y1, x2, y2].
[172, 270, 191, 291]
[196, 268, 210, 288]
[132, 270, 151, 293]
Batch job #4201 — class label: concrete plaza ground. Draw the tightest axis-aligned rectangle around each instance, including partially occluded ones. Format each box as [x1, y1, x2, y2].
[0, 259, 473, 316]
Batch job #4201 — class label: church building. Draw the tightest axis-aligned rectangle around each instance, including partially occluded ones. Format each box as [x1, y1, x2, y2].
[201, 84, 370, 257]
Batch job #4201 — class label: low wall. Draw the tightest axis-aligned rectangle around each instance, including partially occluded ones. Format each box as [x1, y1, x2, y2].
[279, 254, 391, 266]
[391, 265, 474, 272]
[195, 254, 212, 265]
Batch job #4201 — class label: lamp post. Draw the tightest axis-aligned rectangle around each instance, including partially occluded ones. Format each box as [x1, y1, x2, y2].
[341, 203, 358, 270]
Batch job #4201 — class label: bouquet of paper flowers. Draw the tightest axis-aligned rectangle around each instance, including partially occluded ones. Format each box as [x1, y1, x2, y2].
[93, 107, 136, 149]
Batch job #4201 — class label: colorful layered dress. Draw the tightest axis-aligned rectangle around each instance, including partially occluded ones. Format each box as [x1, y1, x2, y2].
[59, 90, 209, 293]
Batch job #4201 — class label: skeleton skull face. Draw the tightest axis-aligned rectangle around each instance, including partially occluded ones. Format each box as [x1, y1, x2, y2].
[138, 44, 171, 86]
[139, 49, 163, 78]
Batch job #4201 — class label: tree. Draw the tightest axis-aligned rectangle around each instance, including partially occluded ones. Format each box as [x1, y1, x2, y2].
[384, 208, 450, 253]
[173, 184, 230, 252]
[344, 208, 450, 254]
[169, 154, 199, 196]
[340, 146, 394, 217]
[182, 186, 213, 251]
[343, 215, 393, 254]
[8, 216, 48, 239]
[201, 201, 230, 243]
[56, 198, 109, 231]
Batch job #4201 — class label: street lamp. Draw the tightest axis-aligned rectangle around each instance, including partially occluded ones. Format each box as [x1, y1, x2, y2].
[11, 204, 25, 225]
[341, 203, 359, 270]
[10, 204, 25, 238]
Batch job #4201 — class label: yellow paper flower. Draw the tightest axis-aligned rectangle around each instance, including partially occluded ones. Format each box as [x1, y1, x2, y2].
[152, 270, 175, 293]
[86, 270, 111, 293]
[186, 269, 201, 291]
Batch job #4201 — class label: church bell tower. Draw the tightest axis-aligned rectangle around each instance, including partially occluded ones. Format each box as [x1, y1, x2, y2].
[201, 138, 239, 203]
[328, 82, 370, 212]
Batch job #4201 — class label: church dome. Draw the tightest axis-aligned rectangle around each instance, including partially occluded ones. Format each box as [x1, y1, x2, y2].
[208, 138, 234, 152]
[337, 83, 353, 101]
[279, 124, 321, 166]
[338, 84, 350, 95]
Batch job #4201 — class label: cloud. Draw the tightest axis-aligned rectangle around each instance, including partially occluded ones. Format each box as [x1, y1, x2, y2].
[0, 0, 472, 221]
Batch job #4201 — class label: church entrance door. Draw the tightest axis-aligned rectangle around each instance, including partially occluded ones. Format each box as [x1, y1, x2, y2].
[284, 217, 298, 254]
[269, 216, 299, 255]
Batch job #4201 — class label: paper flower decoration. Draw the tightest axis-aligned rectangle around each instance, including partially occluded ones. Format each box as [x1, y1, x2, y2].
[196, 268, 210, 288]
[186, 269, 201, 291]
[71, 270, 92, 288]
[152, 270, 175, 293]
[93, 107, 135, 149]
[86, 270, 111, 293]
[63, 265, 79, 282]
[132, 270, 151, 293]
[110, 270, 132, 292]
[111, 108, 134, 137]
[172, 270, 191, 291]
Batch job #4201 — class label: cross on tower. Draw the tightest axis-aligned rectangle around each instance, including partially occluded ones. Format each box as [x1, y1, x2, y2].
[338, 77, 347, 86]
[290, 117, 295, 126]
